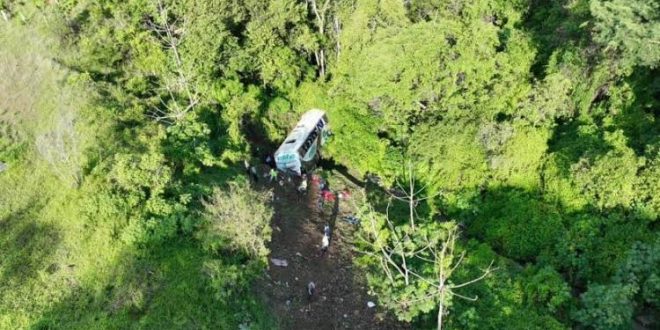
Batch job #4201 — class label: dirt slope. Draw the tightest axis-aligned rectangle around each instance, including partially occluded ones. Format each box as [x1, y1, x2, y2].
[255, 173, 409, 330]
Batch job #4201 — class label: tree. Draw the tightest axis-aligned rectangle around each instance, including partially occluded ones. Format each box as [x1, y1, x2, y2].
[199, 180, 274, 260]
[573, 238, 660, 329]
[590, 0, 660, 69]
[306, 0, 330, 77]
[387, 161, 441, 230]
[354, 164, 495, 329]
[575, 283, 636, 330]
[146, 0, 200, 123]
[357, 204, 495, 329]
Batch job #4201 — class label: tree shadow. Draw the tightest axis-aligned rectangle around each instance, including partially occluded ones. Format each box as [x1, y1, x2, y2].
[545, 117, 613, 177]
[521, 0, 593, 78]
[245, 90, 294, 159]
[426, 183, 658, 328]
[544, 65, 659, 180]
[0, 202, 61, 287]
[318, 157, 365, 187]
[612, 67, 660, 156]
[459, 184, 655, 286]
[31, 238, 274, 329]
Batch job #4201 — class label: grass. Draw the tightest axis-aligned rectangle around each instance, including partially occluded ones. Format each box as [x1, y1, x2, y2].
[0, 155, 274, 329]
[0, 14, 274, 330]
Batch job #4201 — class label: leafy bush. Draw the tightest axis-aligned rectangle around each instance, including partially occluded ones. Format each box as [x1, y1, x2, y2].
[199, 180, 273, 260]
[591, 0, 660, 69]
[574, 283, 636, 330]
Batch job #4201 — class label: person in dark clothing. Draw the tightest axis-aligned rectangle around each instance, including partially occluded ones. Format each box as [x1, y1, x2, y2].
[264, 154, 276, 169]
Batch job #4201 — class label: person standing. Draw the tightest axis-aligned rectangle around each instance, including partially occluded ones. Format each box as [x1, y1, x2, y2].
[307, 281, 316, 300]
[321, 189, 335, 204]
[250, 166, 259, 182]
[245, 160, 258, 182]
[298, 174, 308, 194]
[269, 168, 278, 183]
[264, 154, 275, 169]
[320, 224, 330, 256]
[311, 174, 321, 188]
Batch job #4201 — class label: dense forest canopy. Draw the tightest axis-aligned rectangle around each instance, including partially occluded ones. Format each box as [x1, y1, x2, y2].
[0, 0, 658, 329]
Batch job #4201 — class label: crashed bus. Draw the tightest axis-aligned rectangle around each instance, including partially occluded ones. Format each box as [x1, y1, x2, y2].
[274, 109, 329, 176]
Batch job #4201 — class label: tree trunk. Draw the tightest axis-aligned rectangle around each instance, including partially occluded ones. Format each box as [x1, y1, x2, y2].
[437, 286, 446, 330]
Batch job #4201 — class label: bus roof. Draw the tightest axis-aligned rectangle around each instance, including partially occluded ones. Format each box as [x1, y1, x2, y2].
[275, 109, 326, 157]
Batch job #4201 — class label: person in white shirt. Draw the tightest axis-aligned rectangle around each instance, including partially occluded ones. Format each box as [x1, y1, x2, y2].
[320, 224, 330, 256]
[307, 281, 316, 299]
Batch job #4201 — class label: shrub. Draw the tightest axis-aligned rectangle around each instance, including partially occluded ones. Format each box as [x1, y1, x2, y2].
[199, 180, 273, 260]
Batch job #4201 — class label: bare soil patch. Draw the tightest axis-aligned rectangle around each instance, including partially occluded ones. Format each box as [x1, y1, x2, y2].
[255, 171, 409, 329]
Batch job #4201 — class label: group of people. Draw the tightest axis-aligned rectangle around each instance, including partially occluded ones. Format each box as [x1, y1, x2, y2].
[243, 155, 280, 184]
[243, 156, 355, 300]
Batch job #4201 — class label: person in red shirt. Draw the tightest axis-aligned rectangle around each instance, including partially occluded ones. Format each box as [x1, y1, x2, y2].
[321, 189, 335, 203]
[311, 174, 321, 186]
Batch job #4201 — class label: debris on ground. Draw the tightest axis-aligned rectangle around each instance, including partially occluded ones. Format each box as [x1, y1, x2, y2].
[255, 167, 408, 329]
[367, 301, 376, 308]
[270, 258, 288, 267]
[342, 215, 360, 225]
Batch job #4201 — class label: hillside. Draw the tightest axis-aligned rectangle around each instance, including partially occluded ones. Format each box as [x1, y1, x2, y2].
[0, 1, 658, 329]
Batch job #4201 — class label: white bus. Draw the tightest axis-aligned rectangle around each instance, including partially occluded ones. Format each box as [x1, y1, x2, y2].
[274, 109, 329, 176]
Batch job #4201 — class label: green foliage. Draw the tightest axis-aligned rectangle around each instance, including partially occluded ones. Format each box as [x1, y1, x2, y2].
[636, 148, 660, 220]
[443, 242, 569, 330]
[199, 180, 274, 260]
[575, 283, 636, 329]
[356, 216, 453, 322]
[590, 0, 660, 69]
[0, 4, 275, 328]
[333, 0, 658, 327]
[612, 238, 660, 310]
[523, 266, 572, 314]
[1, 0, 658, 328]
[572, 238, 659, 329]
[470, 189, 564, 261]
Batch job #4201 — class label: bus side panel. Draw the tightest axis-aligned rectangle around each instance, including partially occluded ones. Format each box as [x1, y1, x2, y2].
[302, 141, 318, 162]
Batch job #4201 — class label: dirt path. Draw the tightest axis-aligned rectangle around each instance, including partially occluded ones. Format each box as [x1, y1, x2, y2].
[255, 173, 408, 329]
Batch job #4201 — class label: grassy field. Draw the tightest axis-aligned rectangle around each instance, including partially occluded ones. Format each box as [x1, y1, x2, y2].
[0, 14, 274, 330]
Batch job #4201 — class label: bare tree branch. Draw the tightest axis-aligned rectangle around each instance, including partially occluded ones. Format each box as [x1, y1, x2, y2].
[449, 290, 479, 302]
[450, 261, 496, 290]
[145, 0, 198, 123]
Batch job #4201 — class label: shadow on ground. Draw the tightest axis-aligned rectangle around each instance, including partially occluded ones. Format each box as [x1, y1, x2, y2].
[0, 201, 61, 288]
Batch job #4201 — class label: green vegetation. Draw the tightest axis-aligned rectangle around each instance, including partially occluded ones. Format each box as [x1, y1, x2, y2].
[0, 0, 658, 329]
